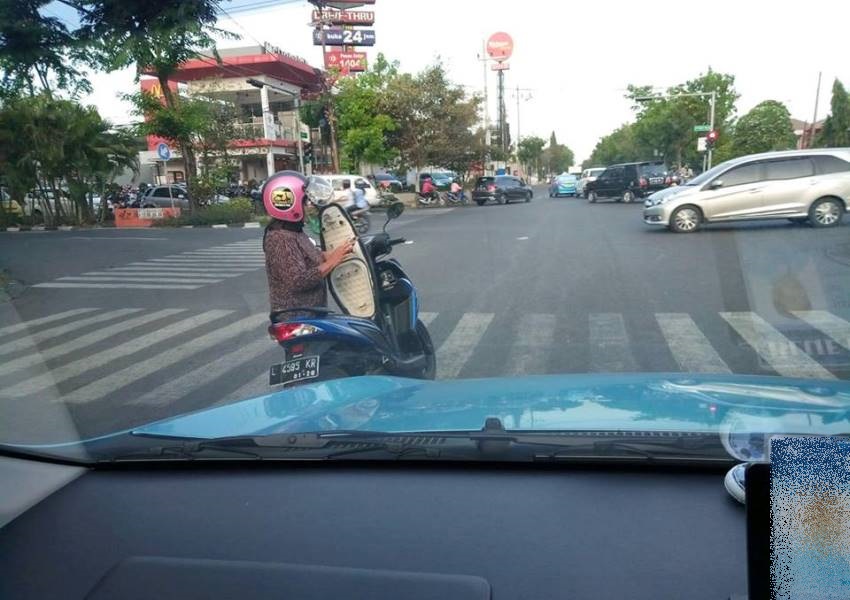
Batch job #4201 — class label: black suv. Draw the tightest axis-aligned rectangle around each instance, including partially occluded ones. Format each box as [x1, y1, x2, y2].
[584, 161, 670, 203]
[472, 176, 533, 205]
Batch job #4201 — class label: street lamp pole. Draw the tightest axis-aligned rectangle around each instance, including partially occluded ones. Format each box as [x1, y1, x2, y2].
[708, 90, 716, 169]
[248, 78, 306, 174]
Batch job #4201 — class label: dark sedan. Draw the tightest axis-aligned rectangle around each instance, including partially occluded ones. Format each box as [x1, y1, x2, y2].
[472, 176, 533, 205]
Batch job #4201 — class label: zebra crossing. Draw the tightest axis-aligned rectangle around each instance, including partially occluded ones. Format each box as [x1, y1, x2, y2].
[32, 240, 265, 290]
[1, 308, 849, 413]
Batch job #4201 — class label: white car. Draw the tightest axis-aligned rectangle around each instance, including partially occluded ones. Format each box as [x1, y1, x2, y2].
[322, 174, 380, 207]
[577, 168, 606, 197]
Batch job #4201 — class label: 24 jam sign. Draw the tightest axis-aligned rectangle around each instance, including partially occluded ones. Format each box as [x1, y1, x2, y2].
[313, 28, 376, 46]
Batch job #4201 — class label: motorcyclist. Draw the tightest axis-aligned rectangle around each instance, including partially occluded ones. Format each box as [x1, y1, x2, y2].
[449, 178, 465, 202]
[419, 176, 436, 201]
[262, 171, 354, 320]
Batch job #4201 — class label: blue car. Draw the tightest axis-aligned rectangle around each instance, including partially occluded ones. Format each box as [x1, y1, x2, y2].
[549, 174, 578, 197]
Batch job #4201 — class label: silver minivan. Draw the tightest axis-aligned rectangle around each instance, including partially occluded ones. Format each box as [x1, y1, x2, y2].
[643, 149, 850, 232]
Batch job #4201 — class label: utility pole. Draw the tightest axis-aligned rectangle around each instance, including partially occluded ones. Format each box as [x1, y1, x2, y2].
[497, 69, 506, 152]
[806, 71, 822, 149]
[476, 42, 491, 173]
[308, 1, 340, 172]
[708, 90, 716, 169]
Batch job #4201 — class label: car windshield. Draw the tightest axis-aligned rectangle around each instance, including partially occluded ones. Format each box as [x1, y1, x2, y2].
[2, 1, 849, 467]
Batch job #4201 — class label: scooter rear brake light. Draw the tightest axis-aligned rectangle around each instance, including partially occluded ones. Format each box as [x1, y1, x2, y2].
[268, 322, 322, 342]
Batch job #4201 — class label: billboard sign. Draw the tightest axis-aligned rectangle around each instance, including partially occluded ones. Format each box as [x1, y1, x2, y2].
[312, 8, 375, 25]
[313, 28, 376, 46]
[325, 51, 368, 73]
[491, 62, 510, 71]
[486, 32, 514, 61]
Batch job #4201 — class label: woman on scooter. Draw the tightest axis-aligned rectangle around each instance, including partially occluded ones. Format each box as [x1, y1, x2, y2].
[262, 171, 354, 320]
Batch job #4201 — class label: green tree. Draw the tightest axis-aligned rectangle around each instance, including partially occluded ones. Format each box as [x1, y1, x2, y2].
[0, 0, 91, 98]
[80, 1, 234, 192]
[517, 135, 546, 177]
[730, 100, 795, 157]
[542, 132, 574, 174]
[584, 124, 641, 168]
[815, 79, 850, 148]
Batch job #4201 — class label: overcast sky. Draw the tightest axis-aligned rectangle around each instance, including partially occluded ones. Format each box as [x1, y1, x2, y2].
[83, 0, 850, 163]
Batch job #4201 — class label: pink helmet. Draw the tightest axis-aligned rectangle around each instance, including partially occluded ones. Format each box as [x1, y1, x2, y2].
[262, 171, 308, 222]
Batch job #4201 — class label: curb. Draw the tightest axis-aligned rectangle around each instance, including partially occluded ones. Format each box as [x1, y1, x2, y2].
[243, 222, 261, 228]
[211, 224, 228, 229]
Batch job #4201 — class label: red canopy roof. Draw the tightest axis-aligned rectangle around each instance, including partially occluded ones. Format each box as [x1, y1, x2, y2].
[157, 52, 323, 92]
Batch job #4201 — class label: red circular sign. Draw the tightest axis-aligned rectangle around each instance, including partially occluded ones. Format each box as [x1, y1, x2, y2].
[486, 32, 514, 61]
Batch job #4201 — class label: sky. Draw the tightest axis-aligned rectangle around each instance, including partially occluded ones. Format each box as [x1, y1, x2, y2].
[79, 0, 850, 164]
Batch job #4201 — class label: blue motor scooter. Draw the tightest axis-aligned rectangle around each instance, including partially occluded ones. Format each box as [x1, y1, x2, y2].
[268, 200, 436, 388]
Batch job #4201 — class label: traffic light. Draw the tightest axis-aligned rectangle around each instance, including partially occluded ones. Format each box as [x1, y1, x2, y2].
[706, 130, 719, 149]
[303, 144, 313, 165]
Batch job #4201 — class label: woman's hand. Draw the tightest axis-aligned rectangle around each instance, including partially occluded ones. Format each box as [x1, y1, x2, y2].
[319, 239, 355, 277]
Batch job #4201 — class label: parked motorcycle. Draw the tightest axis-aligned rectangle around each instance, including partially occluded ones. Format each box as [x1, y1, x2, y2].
[268, 199, 436, 387]
[441, 190, 468, 205]
[417, 191, 441, 206]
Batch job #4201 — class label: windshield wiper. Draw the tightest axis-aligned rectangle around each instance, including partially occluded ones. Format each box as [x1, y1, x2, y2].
[117, 419, 730, 464]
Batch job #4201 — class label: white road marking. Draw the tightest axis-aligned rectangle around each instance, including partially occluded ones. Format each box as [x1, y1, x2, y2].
[82, 271, 243, 279]
[0, 308, 97, 338]
[418, 312, 438, 326]
[69, 236, 167, 241]
[2, 310, 232, 398]
[516, 236, 529, 241]
[130, 336, 276, 406]
[57, 276, 222, 284]
[436, 312, 494, 379]
[0, 308, 141, 358]
[656, 313, 731, 373]
[112, 266, 255, 273]
[217, 370, 271, 406]
[791, 310, 850, 351]
[720, 312, 834, 379]
[32, 282, 203, 289]
[505, 313, 555, 375]
[61, 313, 267, 404]
[0, 309, 184, 378]
[145, 258, 265, 264]
[588, 313, 638, 372]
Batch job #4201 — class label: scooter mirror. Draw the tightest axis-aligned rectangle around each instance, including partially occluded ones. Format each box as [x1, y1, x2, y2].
[386, 201, 404, 220]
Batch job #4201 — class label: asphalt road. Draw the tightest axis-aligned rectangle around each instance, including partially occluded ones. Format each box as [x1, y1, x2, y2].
[2, 186, 850, 443]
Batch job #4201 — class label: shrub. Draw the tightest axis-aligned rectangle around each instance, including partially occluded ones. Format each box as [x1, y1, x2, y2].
[155, 197, 255, 227]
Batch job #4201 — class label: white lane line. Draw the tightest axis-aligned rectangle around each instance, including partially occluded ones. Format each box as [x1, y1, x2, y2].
[589, 313, 638, 372]
[418, 312, 438, 326]
[0, 308, 97, 338]
[791, 310, 850, 351]
[505, 313, 555, 376]
[720, 312, 835, 379]
[82, 271, 242, 279]
[0, 308, 141, 358]
[436, 312, 494, 379]
[111, 266, 255, 273]
[57, 276, 222, 284]
[61, 313, 267, 404]
[130, 336, 276, 406]
[2, 310, 233, 398]
[656, 313, 731, 374]
[0, 309, 184, 378]
[32, 282, 203, 289]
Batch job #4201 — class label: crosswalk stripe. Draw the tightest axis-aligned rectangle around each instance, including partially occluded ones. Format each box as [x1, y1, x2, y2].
[2, 310, 233, 398]
[418, 312, 437, 326]
[505, 313, 556, 375]
[0, 308, 97, 338]
[0, 308, 141, 358]
[116, 266, 255, 273]
[656, 313, 731, 373]
[181, 251, 264, 255]
[589, 313, 638, 372]
[217, 370, 270, 406]
[0, 309, 184, 379]
[791, 310, 850, 351]
[58, 276, 222, 284]
[146, 258, 265, 264]
[436, 312, 494, 379]
[82, 271, 242, 279]
[61, 313, 267, 404]
[720, 312, 835, 379]
[130, 337, 276, 406]
[32, 282, 203, 289]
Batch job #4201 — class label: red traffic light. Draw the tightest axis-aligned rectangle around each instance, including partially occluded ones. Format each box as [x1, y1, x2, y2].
[707, 130, 719, 142]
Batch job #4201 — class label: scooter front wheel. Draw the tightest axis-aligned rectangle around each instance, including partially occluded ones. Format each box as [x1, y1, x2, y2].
[414, 319, 436, 379]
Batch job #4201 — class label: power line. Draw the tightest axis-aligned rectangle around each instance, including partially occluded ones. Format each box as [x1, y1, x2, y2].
[226, 0, 304, 15]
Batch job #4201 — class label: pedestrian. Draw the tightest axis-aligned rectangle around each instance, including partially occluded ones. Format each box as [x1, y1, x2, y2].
[262, 171, 354, 321]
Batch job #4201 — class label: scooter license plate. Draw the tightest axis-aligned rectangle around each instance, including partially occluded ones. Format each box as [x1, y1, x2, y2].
[269, 355, 320, 386]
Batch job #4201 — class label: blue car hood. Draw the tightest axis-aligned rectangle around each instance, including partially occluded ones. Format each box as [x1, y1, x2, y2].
[132, 373, 850, 440]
